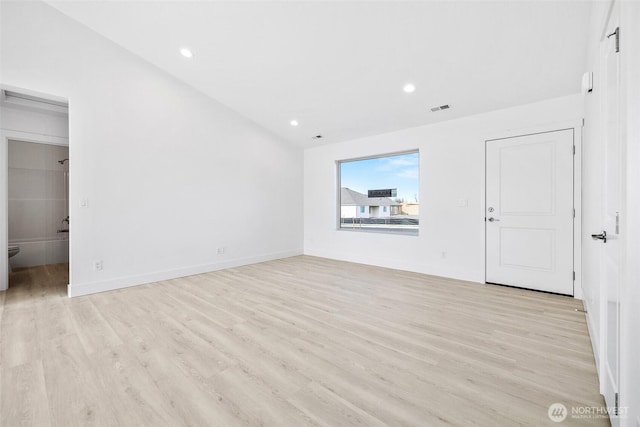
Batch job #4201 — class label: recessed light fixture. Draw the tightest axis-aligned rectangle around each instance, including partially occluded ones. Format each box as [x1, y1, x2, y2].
[403, 83, 416, 93]
[180, 48, 194, 59]
[290, 120, 299, 127]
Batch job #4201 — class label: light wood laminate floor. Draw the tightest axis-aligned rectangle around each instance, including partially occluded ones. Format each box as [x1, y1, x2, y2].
[1, 256, 606, 426]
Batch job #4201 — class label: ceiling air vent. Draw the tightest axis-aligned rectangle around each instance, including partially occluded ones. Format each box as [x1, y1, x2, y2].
[430, 104, 450, 112]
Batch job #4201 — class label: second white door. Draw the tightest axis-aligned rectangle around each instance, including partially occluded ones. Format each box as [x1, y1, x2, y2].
[486, 129, 574, 295]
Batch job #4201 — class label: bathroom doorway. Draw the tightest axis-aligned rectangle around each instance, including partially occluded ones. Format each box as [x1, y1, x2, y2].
[0, 87, 69, 293]
[7, 140, 69, 290]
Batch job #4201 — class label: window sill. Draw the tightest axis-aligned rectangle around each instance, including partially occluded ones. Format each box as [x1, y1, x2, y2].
[337, 227, 419, 236]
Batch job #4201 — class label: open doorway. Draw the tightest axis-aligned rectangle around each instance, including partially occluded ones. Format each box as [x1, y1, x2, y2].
[8, 140, 69, 294]
[0, 87, 69, 295]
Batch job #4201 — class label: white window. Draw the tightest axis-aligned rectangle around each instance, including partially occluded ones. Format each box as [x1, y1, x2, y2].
[338, 151, 419, 234]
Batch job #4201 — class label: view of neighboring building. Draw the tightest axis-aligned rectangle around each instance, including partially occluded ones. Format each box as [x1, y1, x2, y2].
[400, 202, 420, 216]
[340, 187, 401, 218]
[339, 187, 418, 233]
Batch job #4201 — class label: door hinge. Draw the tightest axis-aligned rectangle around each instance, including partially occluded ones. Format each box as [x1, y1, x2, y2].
[573, 145, 576, 155]
[614, 392, 619, 416]
[573, 271, 576, 281]
[573, 208, 576, 218]
[607, 27, 620, 53]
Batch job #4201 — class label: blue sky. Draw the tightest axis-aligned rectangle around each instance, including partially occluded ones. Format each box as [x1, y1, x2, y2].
[340, 152, 419, 202]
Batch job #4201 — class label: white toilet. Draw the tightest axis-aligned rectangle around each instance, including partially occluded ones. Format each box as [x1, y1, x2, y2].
[8, 245, 20, 272]
[8, 245, 19, 258]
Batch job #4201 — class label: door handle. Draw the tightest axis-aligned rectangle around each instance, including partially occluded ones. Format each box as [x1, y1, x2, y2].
[488, 217, 500, 222]
[591, 231, 607, 243]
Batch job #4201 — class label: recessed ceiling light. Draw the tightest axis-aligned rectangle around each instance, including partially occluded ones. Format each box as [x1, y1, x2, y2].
[403, 83, 416, 93]
[290, 120, 299, 127]
[180, 48, 194, 59]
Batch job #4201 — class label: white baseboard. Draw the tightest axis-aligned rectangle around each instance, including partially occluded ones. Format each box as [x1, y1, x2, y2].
[67, 248, 303, 297]
[303, 249, 484, 284]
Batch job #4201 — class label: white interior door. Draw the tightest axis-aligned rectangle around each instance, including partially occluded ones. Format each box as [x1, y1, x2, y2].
[486, 130, 574, 295]
[598, 7, 621, 421]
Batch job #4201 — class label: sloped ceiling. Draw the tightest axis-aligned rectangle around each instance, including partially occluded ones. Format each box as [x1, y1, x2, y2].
[46, 1, 591, 147]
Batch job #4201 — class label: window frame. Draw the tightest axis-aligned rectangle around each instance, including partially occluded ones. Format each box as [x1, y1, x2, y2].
[336, 149, 419, 236]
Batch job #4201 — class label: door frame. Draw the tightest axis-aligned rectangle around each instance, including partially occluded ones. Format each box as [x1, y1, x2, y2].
[618, 1, 640, 421]
[598, 0, 622, 418]
[0, 84, 69, 292]
[483, 120, 583, 300]
[0, 132, 70, 291]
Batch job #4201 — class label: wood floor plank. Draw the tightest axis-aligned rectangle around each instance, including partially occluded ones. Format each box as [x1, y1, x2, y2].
[87, 344, 199, 426]
[0, 256, 607, 426]
[1, 306, 40, 369]
[0, 360, 51, 427]
[35, 297, 75, 344]
[288, 380, 388, 427]
[41, 333, 123, 426]
[206, 365, 318, 427]
[66, 299, 123, 355]
[128, 347, 245, 426]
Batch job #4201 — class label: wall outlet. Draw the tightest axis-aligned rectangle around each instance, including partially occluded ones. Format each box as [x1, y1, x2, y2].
[217, 247, 226, 255]
[94, 260, 103, 271]
[79, 198, 89, 208]
[441, 251, 447, 259]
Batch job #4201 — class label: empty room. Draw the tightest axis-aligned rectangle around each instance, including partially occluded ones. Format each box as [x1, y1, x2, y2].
[1, 0, 639, 425]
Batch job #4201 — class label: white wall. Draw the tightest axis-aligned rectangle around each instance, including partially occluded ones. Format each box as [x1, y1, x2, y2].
[305, 94, 583, 284]
[0, 1, 303, 296]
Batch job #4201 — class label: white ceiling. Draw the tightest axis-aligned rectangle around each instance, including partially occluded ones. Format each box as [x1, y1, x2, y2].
[46, 1, 591, 148]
